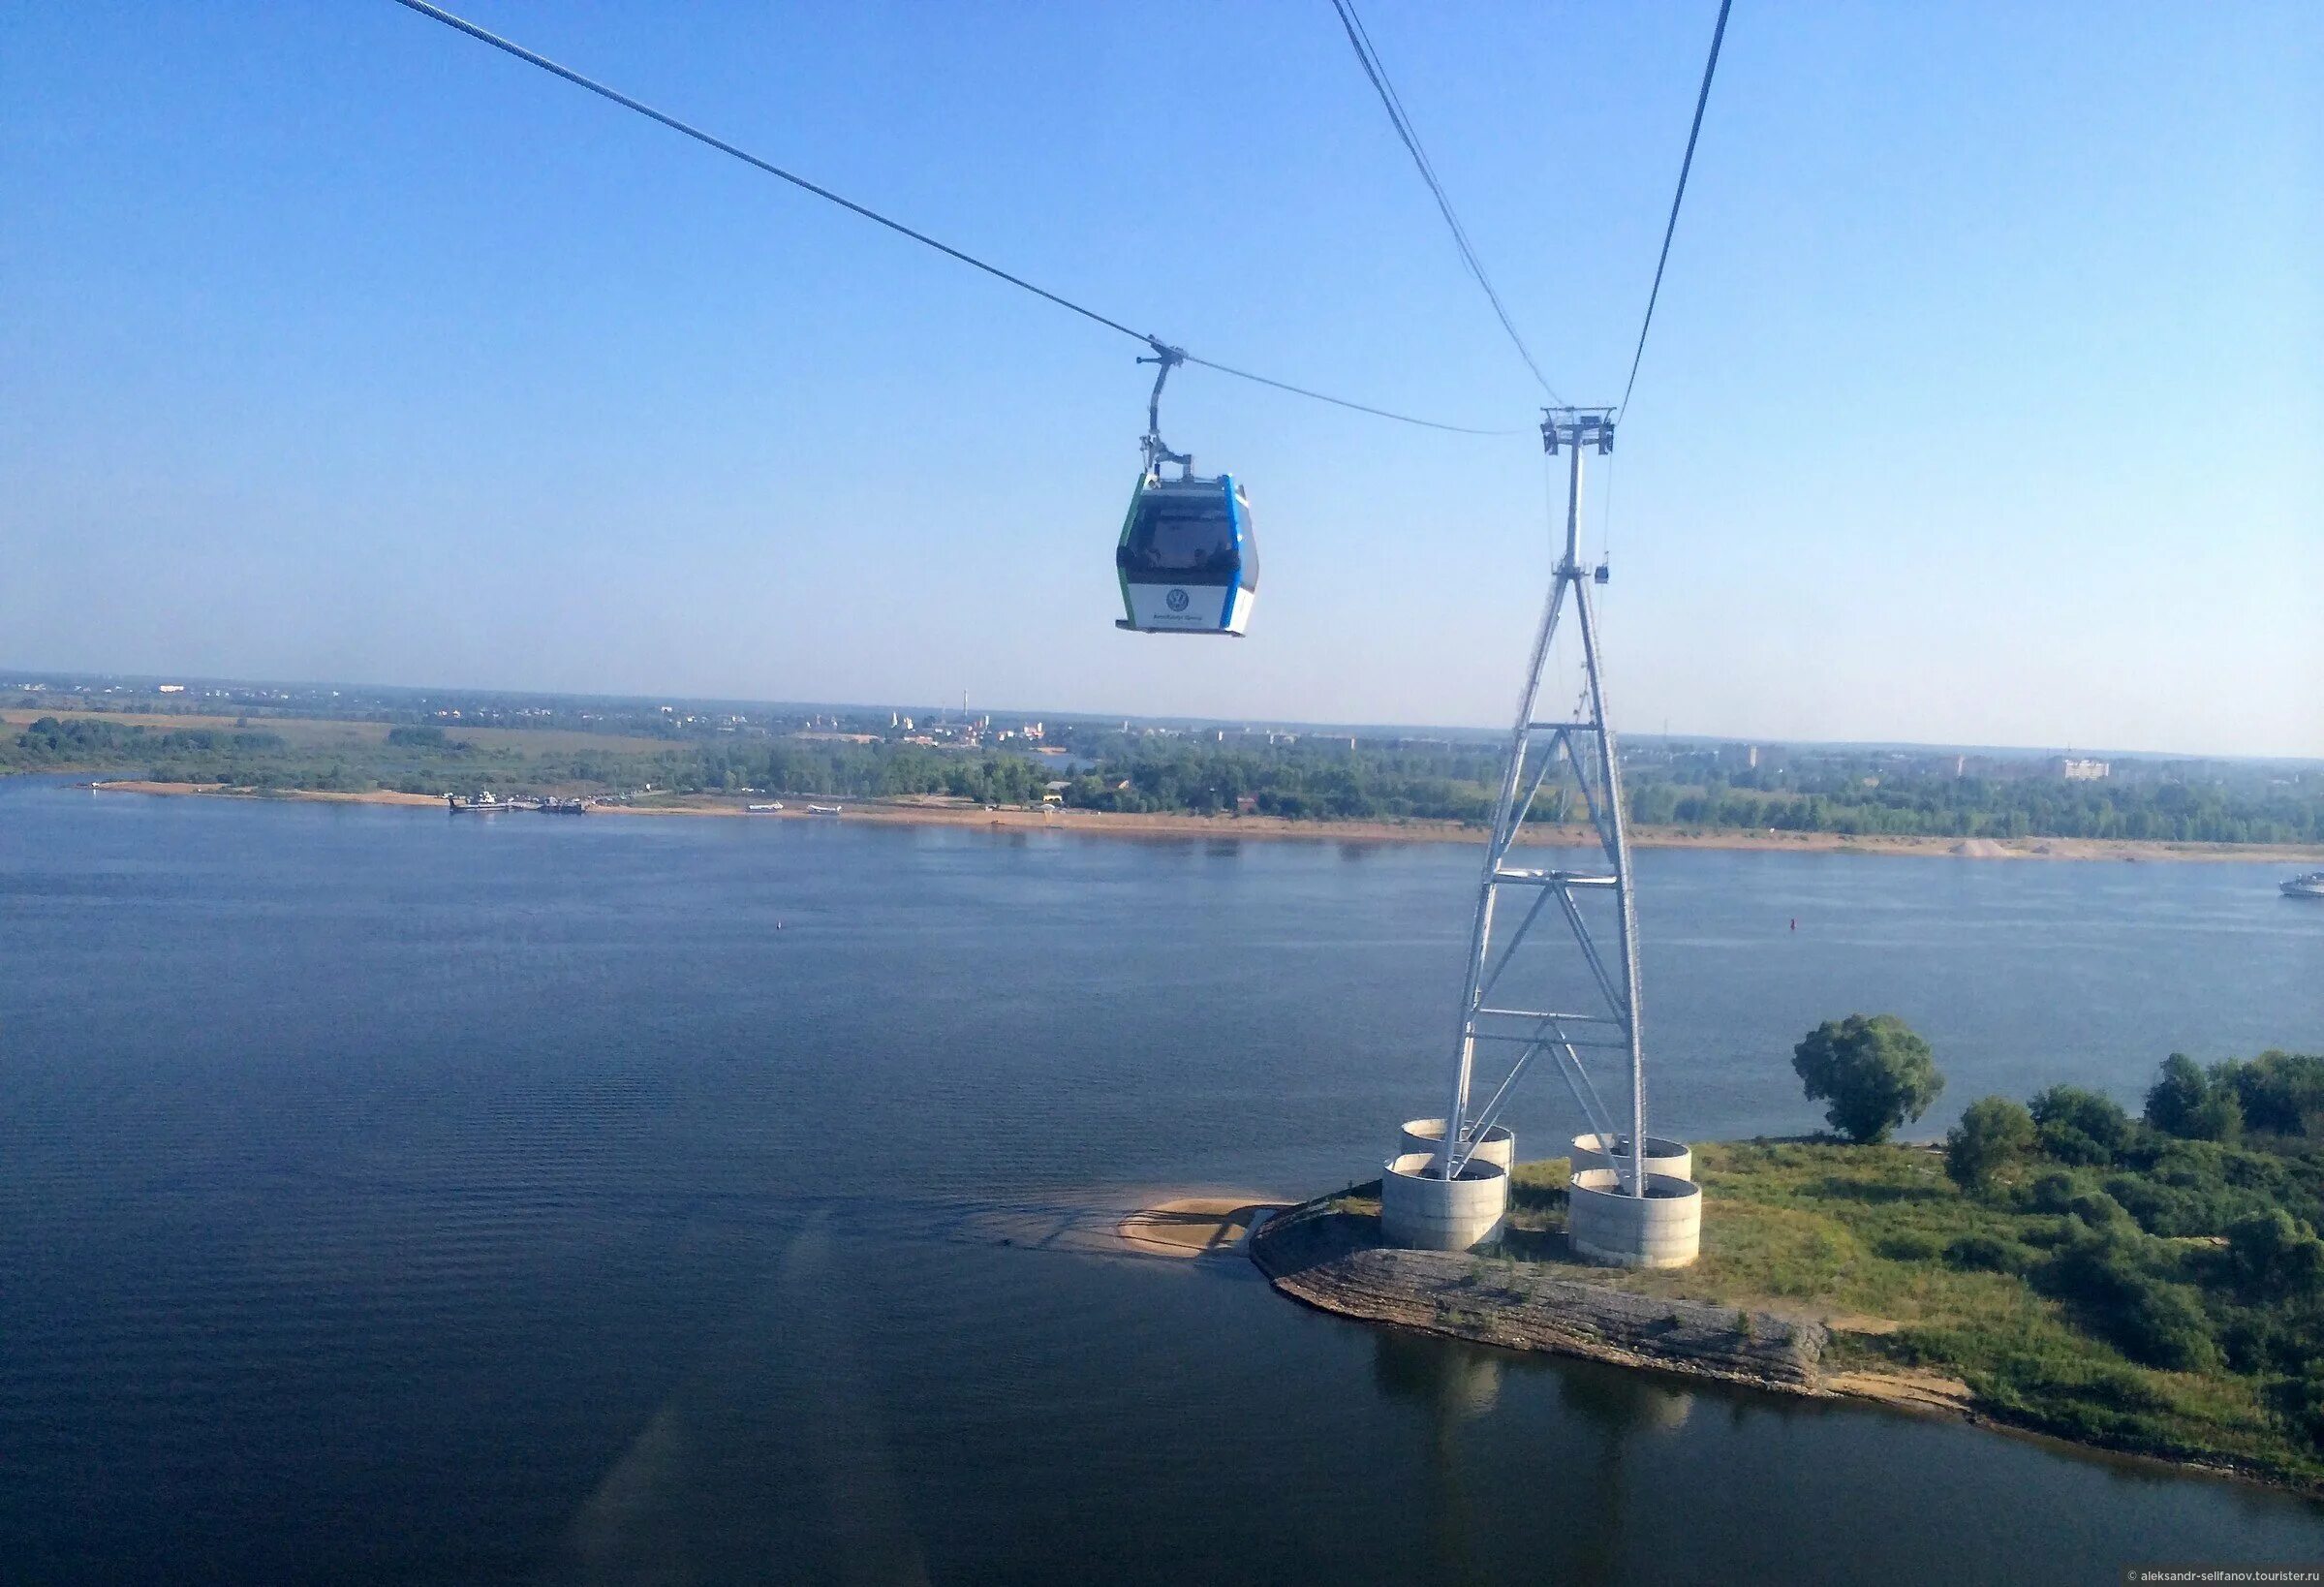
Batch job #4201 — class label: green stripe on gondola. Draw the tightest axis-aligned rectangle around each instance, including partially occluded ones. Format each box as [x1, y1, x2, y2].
[1115, 469, 1149, 626]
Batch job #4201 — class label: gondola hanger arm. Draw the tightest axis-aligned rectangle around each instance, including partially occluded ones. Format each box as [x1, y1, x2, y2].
[1138, 340, 1193, 478]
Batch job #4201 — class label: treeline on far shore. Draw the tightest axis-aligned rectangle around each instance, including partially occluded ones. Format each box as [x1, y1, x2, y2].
[7, 715, 2321, 845]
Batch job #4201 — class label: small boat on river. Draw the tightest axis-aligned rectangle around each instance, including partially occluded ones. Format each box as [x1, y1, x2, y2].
[2282, 872, 2324, 899]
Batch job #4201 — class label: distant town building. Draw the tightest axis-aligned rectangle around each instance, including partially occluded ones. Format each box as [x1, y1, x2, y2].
[2051, 757, 2111, 781]
[157, 683, 185, 694]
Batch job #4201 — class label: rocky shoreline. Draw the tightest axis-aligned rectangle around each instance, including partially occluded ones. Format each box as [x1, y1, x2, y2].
[1248, 1197, 1831, 1394]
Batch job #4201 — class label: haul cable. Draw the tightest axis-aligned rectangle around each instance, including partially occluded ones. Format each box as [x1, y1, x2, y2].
[1615, 0, 1734, 422]
[1327, 0, 1565, 405]
[383, 0, 1518, 436]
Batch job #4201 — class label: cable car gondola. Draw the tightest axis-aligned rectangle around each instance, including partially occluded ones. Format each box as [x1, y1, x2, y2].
[1114, 346, 1258, 636]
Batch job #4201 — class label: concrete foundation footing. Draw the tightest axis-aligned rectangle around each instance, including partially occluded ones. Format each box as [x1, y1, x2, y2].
[1566, 1167, 1702, 1268]
[1398, 1118, 1515, 1172]
[1379, 1151, 1509, 1252]
[1571, 1133, 1693, 1183]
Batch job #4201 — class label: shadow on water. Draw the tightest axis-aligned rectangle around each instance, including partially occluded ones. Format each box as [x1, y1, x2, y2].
[555, 1214, 930, 1587]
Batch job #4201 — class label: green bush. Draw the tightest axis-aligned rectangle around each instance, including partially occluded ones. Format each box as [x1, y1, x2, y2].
[2027, 1171, 2080, 1215]
[1875, 1231, 1942, 1261]
[2041, 1231, 2219, 1372]
[2275, 1366, 2324, 1450]
[1945, 1097, 2036, 1191]
[1943, 1233, 2031, 1274]
[2114, 1281, 2222, 1373]
[2102, 1174, 2205, 1237]
[2224, 1209, 2324, 1299]
[2067, 1190, 2131, 1230]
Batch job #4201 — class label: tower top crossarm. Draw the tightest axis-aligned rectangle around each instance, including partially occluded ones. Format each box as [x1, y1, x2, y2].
[1541, 408, 1615, 571]
[1540, 407, 1615, 456]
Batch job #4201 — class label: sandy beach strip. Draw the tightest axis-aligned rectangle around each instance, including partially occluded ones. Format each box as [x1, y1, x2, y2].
[78, 781, 2324, 864]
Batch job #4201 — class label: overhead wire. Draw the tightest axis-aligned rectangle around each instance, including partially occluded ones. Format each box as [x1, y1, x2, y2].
[1327, 0, 1564, 405]
[1615, 0, 1734, 422]
[1180, 352, 1512, 434]
[383, 0, 1519, 436]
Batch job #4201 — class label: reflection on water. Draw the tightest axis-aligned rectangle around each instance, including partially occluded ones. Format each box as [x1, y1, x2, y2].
[1558, 1358, 1696, 1436]
[1377, 1333, 1503, 1587]
[1374, 1328, 1709, 1587]
[1376, 1329, 1505, 1423]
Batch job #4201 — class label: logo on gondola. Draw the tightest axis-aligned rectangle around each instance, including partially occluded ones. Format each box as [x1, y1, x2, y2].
[1165, 588, 1190, 612]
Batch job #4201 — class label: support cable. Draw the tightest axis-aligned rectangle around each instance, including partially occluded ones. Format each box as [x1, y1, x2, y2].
[1615, 0, 1734, 421]
[1327, 0, 1564, 405]
[384, 0, 1517, 436]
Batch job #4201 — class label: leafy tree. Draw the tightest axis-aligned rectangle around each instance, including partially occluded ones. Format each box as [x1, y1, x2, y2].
[2146, 1054, 2242, 1142]
[1790, 1013, 1944, 1144]
[2214, 1051, 2324, 1139]
[2029, 1084, 2134, 1166]
[1944, 1097, 2036, 1191]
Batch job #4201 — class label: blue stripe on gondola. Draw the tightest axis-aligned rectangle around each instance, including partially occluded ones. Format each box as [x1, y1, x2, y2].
[1220, 475, 1243, 630]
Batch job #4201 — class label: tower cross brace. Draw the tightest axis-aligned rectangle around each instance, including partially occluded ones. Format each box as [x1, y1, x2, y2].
[1435, 407, 1651, 1198]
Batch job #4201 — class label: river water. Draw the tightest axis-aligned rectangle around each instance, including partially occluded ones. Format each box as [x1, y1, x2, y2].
[3, 776, 2319, 1583]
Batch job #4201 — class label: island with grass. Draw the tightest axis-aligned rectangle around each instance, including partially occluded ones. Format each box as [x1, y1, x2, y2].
[1252, 1043, 2324, 1494]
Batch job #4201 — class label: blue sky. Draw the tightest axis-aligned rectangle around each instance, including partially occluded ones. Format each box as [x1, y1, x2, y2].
[3, 1, 2317, 755]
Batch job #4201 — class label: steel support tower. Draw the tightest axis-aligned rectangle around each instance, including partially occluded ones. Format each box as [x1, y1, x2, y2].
[1434, 407, 1649, 1197]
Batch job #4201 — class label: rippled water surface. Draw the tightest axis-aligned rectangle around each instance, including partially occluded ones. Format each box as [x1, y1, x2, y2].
[3, 777, 2320, 1583]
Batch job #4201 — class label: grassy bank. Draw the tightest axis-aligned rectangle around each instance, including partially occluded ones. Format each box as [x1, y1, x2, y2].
[1317, 1126, 2320, 1490]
